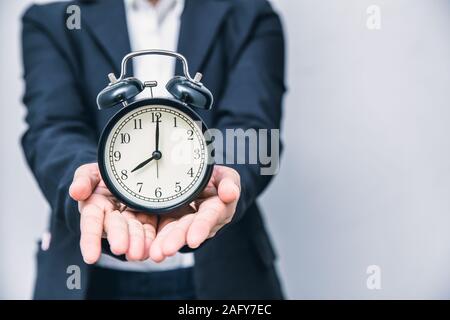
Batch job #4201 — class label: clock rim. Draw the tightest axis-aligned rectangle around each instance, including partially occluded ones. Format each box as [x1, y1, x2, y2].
[97, 97, 214, 215]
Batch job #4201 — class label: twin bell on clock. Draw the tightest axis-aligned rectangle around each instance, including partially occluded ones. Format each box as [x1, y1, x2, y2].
[96, 49, 215, 214]
[97, 49, 213, 110]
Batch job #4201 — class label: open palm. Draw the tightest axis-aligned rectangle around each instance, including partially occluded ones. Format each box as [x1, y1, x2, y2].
[69, 163, 240, 264]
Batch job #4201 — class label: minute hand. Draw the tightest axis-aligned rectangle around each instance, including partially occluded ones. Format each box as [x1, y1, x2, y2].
[155, 118, 160, 152]
[131, 155, 155, 173]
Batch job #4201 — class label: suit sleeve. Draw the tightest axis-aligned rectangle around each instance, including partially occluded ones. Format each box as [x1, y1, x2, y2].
[21, 5, 98, 234]
[212, 3, 286, 223]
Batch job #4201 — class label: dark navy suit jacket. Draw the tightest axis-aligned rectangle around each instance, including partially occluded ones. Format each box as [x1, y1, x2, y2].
[21, 0, 285, 299]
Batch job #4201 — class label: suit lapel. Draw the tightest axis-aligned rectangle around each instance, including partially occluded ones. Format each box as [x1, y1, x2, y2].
[81, 0, 231, 77]
[81, 0, 131, 74]
[176, 0, 231, 76]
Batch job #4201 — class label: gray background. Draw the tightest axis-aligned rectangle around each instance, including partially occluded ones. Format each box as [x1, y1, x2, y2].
[1, 0, 449, 299]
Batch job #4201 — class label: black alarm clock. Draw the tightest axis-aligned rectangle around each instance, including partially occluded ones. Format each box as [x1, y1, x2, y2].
[96, 50, 214, 214]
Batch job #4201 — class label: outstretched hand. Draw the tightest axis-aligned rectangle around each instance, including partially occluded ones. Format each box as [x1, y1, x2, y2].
[69, 164, 240, 264]
[149, 165, 240, 262]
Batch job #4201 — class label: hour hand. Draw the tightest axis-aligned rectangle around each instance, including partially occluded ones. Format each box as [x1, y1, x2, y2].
[130, 151, 162, 173]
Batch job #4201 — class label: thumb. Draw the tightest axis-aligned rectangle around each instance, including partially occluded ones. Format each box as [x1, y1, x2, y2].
[69, 163, 101, 201]
[218, 177, 240, 204]
[215, 166, 240, 204]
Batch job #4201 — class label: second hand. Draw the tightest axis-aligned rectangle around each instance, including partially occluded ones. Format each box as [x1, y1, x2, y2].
[156, 160, 159, 179]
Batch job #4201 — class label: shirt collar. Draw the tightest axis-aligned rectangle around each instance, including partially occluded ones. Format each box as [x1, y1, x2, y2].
[125, 0, 184, 24]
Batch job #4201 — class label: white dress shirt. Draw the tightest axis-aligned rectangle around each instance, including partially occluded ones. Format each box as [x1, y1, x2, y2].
[97, 0, 194, 272]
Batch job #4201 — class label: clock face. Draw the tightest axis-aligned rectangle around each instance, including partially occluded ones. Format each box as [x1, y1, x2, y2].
[99, 100, 212, 212]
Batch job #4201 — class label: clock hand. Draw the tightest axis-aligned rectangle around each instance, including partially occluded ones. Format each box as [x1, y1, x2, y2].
[156, 160, 159, 179]
[155, 117, 160, 152]
[155, 117, 161, 179]
[131, 156, 155, 173]
[131, 151, 162, 173]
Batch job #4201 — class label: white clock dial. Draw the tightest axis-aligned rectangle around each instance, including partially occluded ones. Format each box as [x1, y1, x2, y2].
[103, 104, 211, 210]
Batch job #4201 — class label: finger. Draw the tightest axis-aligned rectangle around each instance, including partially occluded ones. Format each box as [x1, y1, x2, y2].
[187, 197, 224, 249]
[80, 203, 104, 264]
[150, 218, 178, 262]
[162, 214, 195, 257]
[134, 213, 157, 260]
[69, 163, 101, 201]
[123, 214, 146, 261]
[143, 223, 156, 260]
[104, 210, 129, 256]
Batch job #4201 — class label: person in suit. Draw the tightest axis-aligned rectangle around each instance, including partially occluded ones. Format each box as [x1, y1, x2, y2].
[21, 0, 285, 299]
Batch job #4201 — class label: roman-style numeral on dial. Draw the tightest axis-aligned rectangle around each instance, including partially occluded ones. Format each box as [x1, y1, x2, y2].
[133, 118, 142, 129]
